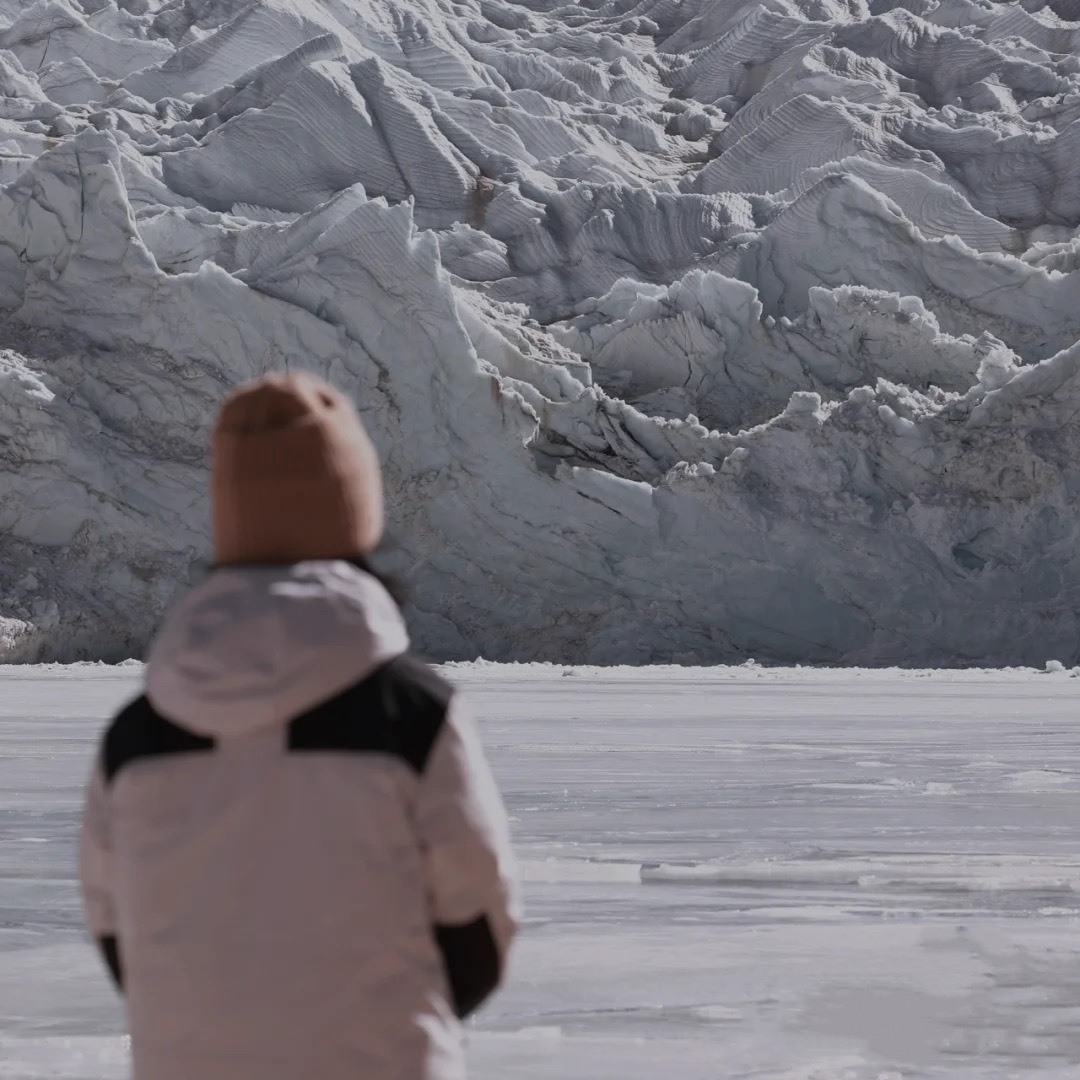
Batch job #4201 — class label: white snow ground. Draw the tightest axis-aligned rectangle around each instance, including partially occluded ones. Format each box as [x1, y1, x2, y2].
[3, 664, 1080, 1079]
[2, 0, 1080, 667]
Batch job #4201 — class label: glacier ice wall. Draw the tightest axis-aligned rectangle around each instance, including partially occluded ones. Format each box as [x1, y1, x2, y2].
[1, 0, 1079, 665]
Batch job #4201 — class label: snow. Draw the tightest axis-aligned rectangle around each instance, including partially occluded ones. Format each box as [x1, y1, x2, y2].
[4, 665, 1080, 1078]
[0, 0, 1079, 667]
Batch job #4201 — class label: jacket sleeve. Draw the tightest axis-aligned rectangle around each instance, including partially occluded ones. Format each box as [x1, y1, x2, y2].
[416, 698, 519, 1019]
[78, 758, 123, 992]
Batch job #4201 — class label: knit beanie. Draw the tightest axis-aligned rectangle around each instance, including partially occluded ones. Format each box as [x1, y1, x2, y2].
[211, 372, 384, 565]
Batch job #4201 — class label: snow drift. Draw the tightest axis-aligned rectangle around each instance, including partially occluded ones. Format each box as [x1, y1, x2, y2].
[0, 0, 1079, 665]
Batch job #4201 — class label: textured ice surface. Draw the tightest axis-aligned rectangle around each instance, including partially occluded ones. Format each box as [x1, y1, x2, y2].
[1, 0, 1079, 664]
[4, 665, 1080, 1078]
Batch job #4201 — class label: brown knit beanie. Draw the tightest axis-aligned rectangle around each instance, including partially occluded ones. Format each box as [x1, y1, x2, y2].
[211, 372, 384, 565]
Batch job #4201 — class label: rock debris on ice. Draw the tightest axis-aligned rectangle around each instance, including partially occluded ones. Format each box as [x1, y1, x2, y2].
[0, 0, 1079, 665]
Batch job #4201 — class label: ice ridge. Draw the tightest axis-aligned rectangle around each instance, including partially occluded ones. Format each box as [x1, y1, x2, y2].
[0, 0, 1079, 666]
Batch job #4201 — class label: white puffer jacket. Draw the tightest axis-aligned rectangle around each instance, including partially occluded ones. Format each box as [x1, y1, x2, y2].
[79, 561, 519, 1080]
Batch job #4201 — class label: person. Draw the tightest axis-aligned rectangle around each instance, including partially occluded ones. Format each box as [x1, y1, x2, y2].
[78, 371, 519, 1080]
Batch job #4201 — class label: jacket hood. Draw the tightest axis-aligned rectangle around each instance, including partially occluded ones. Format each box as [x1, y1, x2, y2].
[145, 561, 409, 738]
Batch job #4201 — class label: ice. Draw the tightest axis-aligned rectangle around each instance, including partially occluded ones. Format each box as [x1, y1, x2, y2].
[0, 0, 1079, 666]
[5, 665, 1080, 1078]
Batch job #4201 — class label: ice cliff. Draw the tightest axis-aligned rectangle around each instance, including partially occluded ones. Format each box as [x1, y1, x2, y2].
[1, 0, 1079, 665]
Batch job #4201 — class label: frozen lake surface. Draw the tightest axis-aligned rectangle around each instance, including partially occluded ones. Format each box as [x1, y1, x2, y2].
[2, 664, 1080, 1078]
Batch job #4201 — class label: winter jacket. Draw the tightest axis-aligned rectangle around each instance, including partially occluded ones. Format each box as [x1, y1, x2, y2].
[78, 561, 519, 1080]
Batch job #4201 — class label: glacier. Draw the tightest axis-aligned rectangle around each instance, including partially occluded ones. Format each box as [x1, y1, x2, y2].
[0, 0, 1078, 665]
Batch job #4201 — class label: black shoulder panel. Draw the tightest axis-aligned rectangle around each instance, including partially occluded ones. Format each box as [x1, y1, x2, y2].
[287, 654, 452, 773]
[102, 697, 215, 787]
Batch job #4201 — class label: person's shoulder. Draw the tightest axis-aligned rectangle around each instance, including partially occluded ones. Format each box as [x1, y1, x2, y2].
[101, 696, 214, 786]
[371, 654, 455, 711]
[288, 654, 455, 773]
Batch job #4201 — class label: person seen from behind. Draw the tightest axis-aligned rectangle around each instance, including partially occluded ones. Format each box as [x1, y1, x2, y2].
[78, 371, 519, 1079]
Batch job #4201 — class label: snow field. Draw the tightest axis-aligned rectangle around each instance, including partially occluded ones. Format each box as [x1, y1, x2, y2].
[2, 665, 1080, 1077]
